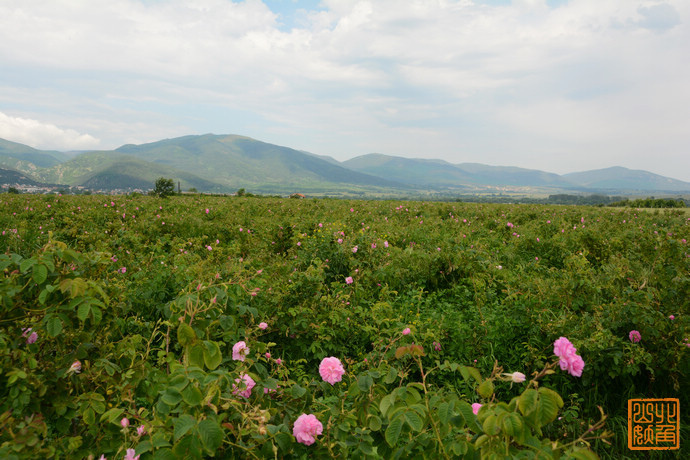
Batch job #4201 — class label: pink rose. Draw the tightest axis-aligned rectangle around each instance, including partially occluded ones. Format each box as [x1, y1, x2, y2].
[505, 372, 526, 383]
[319, 357, 345, 385]
[233, 374, 256, 398]
[293, 414, 323, 445]
[402, 327, 411, 336]
[69, 360, 82, 374]
[472, 403, 482, 415]
[120, 417, 129, 428]
[258, 322, 268, 330]
[232, 341, 249, 361]
[345, 276, 353, 284]
[629, 330, 641, 343]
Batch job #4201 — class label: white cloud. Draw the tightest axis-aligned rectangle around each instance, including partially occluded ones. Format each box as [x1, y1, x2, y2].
[0, 0, 688, 179]
[0, 112, 100, 150]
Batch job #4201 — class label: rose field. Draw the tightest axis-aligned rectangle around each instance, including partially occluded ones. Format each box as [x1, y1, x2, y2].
[1, 194, 688, 459]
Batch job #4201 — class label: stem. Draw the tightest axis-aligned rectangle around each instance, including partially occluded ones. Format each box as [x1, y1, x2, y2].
[415, 356, 450, 460]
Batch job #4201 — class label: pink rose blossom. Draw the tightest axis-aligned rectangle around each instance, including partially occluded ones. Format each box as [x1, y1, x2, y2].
[69, 360, 82, 374]
[258, 322, 268, 330]
[233, 374, 256, 398]
[232, 341, 249, 361]
[669, 315, 675, 320]
[293, 414, 323, 445]
[124, 448, 139, 460]
[433, 341, 441, 351]
[345, 276, 353, 284]
[120, 417, 129, 428]
[276, 358, 282, 365]
[352, 246, 358, 253]
[472, 403, 482, 415]
[402, 327, 411, 336]
[319, 357, 345, 385]
[553, 337, 585, 377]
[504, 372, 526, 383]
[629, 330, 641, 343]
[136, 425, 146, 436]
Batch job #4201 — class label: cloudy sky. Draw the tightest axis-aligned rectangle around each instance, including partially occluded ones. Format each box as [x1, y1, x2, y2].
[1, 0, 688, 180]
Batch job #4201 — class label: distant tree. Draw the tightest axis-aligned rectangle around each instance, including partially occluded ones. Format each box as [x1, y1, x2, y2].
[153, 177, 176, 197]
[188, 187, 198, 193]
[7, 187, 20, 194]
[236, 188, 246, 197]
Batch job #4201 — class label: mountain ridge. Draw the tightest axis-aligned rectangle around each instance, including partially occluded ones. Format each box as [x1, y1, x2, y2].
[1, 135, 689, 195]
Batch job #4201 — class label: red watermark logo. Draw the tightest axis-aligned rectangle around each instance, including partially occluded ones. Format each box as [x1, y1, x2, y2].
[628, 398, 679, 450]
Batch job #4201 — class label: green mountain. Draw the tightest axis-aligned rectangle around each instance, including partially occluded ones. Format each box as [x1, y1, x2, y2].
[115, 134, 404, 193]
[0, 138, 68, 173]
[343, 154, 474, 187]
[344, 154, 574, 188]
[1, 135, 688, 195]
[35, 151, 221, 191]
[454, 163, 572, 187]
[0, 168, 42, 186]
[563, 167, 690, 192]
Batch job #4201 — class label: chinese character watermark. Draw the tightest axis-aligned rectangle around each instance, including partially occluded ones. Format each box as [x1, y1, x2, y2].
[628, 398, 679, 450]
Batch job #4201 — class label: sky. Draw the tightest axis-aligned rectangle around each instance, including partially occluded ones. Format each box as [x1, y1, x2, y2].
[1, 0, 689, 181]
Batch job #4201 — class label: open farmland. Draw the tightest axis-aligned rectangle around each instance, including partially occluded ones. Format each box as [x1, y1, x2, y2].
[1, 194, 688, 459]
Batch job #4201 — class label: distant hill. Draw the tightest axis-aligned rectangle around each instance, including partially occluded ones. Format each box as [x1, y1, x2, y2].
[0, 167, 42, 186]
[344, 154, 578, 188]
[563, 167, 690, 192]
[115, 134, 405, 192]
[343, 154, 474, 187]
[454, 163, 573, 187]
[0, 135, 688, 195]
[0, 138, 68, 173]
[36, 151, 222, 191]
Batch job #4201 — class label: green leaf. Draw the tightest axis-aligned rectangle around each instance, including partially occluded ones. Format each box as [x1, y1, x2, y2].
[32, 264, 48, 284]
[358, 374, 374, 391]
[537, 388, 563, 426]
[275, 432, 293, 452]
[45, 316, 63, 337]
[567, 447, 600, 460]
[385, 415, 404, 447]
[482, 414, 500, 435]
[500, 412, 523, 437]
[152, 449, 176, 460]
[477, 380, 494, 399]
[20, 258, 36, 274]
[368, 415, 382, 431]
[161, 389, 183, 406]
[91, 306, 102, 325]
[181, 385, 204, 406]
[77, 302, 91, 322]
[186, 344, 205, 368]
[173, 414, 196, 442]
[405, 411, 424, 432]
[380, 394, 395, 418]
[82, 407, 95, 426]
[518, 389, 538, 416]
[437, 401, 452, 425]
[177, 323, 197, 347]
[136, 440, 152, 455]
[197, 419, 223, 454]
[202, 341, 222, 370]
[384, 366, 398, 384]
[38, 288, 50, 305]
[291, 384, 306, 398]
[99, 408, 124, 424]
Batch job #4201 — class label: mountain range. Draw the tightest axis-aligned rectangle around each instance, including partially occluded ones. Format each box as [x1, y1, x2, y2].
[1, 134, 689, 196]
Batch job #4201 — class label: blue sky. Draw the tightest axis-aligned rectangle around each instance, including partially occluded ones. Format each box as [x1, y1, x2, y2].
[1, 0, 688, 181]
